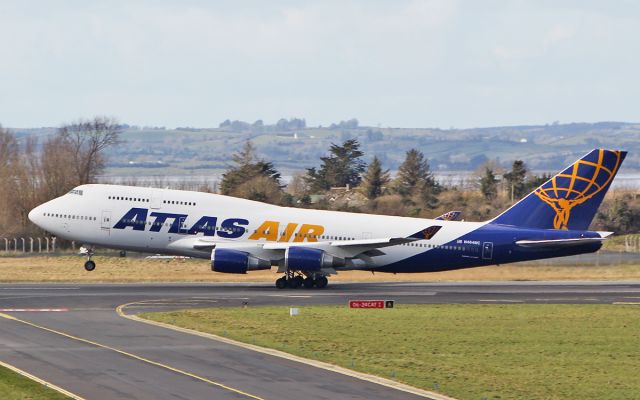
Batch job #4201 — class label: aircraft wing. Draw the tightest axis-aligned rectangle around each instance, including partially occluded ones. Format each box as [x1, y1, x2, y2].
[262, 237, 416, 258]
[169, 224, 444, 267]
[183, 236, 414, 258]
[170, 235, 427, 265]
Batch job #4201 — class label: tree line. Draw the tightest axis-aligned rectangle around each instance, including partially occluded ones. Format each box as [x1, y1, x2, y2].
[0, 117, 121, 238]
[0, 123, 636, 239]
[219, 138, 638, 234]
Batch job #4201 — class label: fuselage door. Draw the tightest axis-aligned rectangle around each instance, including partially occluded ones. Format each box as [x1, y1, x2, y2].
[150, 191, 163, 210]
[101, 210, 112, 235]
[482, 242, 493, 260]
[178, 216, 187, 234]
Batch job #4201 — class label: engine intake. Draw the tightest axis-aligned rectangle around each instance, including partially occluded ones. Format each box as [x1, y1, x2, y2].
[285, 247, 344, 272]
[211, 249, 271, 274]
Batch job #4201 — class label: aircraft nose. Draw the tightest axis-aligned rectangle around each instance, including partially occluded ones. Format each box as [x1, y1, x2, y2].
[28, 204, 44, 225]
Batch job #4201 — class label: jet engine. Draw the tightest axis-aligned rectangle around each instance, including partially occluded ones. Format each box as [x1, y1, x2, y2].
[211, 248, 271, 274]
[284, 247, 345, 271]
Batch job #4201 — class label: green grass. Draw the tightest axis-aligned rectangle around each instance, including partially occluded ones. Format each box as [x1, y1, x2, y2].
[0, 364, 70, 400]
[142, 304, 640, 400]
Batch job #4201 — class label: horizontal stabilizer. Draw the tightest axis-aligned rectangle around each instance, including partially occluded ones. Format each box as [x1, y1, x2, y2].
[515, 237, 606, 248]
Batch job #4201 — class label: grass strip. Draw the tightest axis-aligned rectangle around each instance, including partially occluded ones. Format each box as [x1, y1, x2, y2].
[0, 363, 70, 400]
[1, 255, 640, 282]
[142, 304, 640, 400]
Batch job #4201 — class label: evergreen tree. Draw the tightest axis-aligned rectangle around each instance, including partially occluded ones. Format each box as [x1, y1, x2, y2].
[525, 172, 552, 193]
[220, 141, 282, 197]
[394, 149, 440, 209]
[503, 160, 528, 201]
[305, 139, 366, 192]
[479, 167, 498, 200]
[360, 156, 390, 200]
[610, 197, 635, 233]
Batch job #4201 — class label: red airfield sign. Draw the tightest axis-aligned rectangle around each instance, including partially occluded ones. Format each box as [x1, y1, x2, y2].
[348, 300, 394, 309]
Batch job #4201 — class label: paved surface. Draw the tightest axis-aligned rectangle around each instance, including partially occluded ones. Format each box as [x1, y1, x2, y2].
[1, 281, 640, 400]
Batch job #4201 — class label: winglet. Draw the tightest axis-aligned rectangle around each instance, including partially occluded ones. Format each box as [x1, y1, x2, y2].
[408, 225, 442, 240]
[435, 211, 462, 221]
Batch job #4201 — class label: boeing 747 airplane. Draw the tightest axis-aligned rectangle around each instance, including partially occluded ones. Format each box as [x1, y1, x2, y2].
[28, 149, 625, 289]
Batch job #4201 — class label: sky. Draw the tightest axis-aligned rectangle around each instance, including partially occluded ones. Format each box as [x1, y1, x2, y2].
[1, 0, 639, 129]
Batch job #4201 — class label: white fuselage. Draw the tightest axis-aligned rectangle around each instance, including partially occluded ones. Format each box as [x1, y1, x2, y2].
[28, 184, 483, 269]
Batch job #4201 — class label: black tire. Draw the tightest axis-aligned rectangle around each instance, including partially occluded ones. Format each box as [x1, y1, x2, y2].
[303, 277, 315, 289]
[84, 260, 96, 272]
[289, 276, 303, 289]
[275, 277, 287, 289]
[315, 276, 328, 289]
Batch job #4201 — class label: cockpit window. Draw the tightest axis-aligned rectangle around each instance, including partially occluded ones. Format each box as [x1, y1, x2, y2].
[68, 189, 84, 196]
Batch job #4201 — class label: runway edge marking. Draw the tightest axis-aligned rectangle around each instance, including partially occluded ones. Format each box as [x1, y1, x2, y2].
[0, 358, 85, 400]
[0, 312, 264, 400]
[116, 302, 456, 400]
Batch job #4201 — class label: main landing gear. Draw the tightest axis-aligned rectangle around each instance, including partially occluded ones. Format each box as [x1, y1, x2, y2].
[275, 271, 328, 289]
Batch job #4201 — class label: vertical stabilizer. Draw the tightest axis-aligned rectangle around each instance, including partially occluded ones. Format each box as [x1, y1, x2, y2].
[491, 149, 626, 230]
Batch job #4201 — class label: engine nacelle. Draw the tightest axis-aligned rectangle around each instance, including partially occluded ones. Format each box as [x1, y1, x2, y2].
[211, 249, 271, 274]
[285, 247, 345, 272]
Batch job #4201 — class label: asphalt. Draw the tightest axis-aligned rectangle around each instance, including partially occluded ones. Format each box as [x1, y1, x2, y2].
[1, 281, 640, 400]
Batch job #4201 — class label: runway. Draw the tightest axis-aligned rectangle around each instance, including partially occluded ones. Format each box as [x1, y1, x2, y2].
[1, 281, 639, 400]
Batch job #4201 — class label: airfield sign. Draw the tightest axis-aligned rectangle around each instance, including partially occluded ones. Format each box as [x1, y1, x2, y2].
[349, 300, 394, 309]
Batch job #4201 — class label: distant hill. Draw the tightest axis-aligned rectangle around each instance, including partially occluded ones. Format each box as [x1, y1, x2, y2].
[11, 121, 640, 177]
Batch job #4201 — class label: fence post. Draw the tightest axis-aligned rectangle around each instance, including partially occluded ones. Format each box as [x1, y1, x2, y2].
[45, 237, 50, 253]
[29, 237, 34, 253]
[12, 238, 17, 253]
[37, 237, 42, 253]
[20, 238, 25, 253]
[2, 238, 6, 252]
[52, 237, 56, 252]
[625, 236, 630, 252]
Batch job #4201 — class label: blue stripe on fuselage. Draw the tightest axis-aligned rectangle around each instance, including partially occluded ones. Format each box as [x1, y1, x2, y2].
[377, 224, 602, 273]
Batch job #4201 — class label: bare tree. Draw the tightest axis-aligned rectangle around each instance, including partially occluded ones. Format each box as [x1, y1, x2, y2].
[58, 116, 122, 186]
[40, 135, 75, 199]
[13, 136, 43, 228]
[0, 126, 20, 236]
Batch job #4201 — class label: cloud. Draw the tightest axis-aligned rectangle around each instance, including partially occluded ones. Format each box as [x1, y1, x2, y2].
[0, 1, 639, 128]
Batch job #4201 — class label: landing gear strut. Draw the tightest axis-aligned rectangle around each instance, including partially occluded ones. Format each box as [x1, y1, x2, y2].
[82, 246, 96, 272]
[274, 272, 329, 289]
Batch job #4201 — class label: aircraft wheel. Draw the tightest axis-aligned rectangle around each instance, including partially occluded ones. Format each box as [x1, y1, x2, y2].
[289, 276, 303, 289]
[315, 276, 328, 289]
[275, 277, 287, 289]
[84, 260, 96, 272]
[303, 277, 315, 289]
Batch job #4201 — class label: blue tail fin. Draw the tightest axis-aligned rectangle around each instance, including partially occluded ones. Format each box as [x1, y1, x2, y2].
[491, 149, 626, 230]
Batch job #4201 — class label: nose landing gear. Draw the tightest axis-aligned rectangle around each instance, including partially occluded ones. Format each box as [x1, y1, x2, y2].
[84, 260, 96, 271]
[81, 246, 96, 272]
